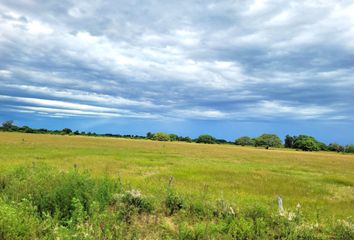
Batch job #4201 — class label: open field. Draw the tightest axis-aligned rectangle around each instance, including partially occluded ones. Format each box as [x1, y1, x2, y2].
[1, 131, 353, 220]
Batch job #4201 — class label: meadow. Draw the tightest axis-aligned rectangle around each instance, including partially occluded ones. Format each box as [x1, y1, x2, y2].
[0, 132, 353, 239]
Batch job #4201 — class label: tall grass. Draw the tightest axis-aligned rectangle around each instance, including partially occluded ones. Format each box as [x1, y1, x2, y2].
[0, 164, 352, 239]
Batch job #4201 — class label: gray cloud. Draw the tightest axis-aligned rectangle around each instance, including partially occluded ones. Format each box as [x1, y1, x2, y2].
[0, 0, 353, 121]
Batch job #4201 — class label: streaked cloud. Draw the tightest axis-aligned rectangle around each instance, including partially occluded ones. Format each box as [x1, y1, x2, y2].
[0, 0, 353, 130]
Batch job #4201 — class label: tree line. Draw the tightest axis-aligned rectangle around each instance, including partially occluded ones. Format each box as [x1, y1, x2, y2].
[1, 120, 353, 153]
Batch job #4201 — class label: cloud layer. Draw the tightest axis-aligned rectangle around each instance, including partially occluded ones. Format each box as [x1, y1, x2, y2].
[1, 0, 353, 124]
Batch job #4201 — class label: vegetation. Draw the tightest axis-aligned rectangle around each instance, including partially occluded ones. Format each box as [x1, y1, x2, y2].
[255, 134, 282, 148]
[196, 134, 216, 144]
[1, 121, 353, 153]
[0, 163, 353, 239]
[235, 136, 255, 146]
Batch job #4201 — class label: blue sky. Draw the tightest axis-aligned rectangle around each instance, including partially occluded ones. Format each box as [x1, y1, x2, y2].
[0, 0, 353, 144]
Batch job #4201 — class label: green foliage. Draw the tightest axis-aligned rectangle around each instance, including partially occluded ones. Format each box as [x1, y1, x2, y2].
[0, 165, 353, 239]
[62, 128, 72, 134]
[328, 143, 344, 152]
[169, 134, 179, 141]
[196, 134, 216, 144]
[293, 135, 321, 151]
[0, 198, 40, 239]
[120, 189, 153, 213]
[152, 132, 171, 141]
[284, 135, 296, 148]
[345, 144, 354, 153]
[332, 219, 354, 240]
[235, 136, 255, 146]
[1, 120, 15, 131]
[255, 134, 282, 148]
[165, 189, 184, 215]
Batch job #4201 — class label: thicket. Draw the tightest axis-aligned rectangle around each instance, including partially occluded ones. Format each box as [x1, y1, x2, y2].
[0, 164, 353, 239]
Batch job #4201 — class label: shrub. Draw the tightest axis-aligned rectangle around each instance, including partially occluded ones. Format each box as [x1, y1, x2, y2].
[196, 134, 216, 144]
[165, 189, 184, 215]
[120, 189, 153, 213]
[235, 136, 255, 146]
[345, 145, 354, 153]
[293, 135, 321, 151]
[332, 219, 354, 240]
[255, 134, 282, 148]
[0, 198, 40, 239]
[152, 132, 170, 141]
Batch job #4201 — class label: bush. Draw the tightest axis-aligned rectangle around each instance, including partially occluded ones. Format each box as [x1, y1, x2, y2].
[293, 135, 321, 151]
[120, 189, 153, 213]
[235, 136, 255, 146]
[345, 145, 354, 153]
[152, 132, 170, 141]
[0, 199, 40, 239]
[165, 189, 184, 215]
[196, 134, 216, 144]
[332, 219, 354, 240]
[255, 134, 282, 148]
[2, 165, 115, 221]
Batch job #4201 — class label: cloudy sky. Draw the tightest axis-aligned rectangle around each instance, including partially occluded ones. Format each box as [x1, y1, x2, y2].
[1, 0, 354, 143]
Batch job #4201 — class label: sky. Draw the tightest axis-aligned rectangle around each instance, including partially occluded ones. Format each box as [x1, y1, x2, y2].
[0, 0, 354, 144]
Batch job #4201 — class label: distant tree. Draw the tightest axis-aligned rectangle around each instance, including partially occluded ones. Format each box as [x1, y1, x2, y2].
[62, 128, 72, 135]
[327, 143, 344, 152]
[152, 132, 170, 141]
[216, 139, 228, 144]
[169, 134, 179, 141]
[73, 130, 80, 135]
[235, 136, 255, 146]
[293, 135, 320, 151]
[196, 134, 216, 144]
[284, 135, 296, 148]
[22, 126, 34, 133]
[146, 132, 153, 139]
[2, 120, 14, 131]
[255, 134, 282, 148]
[345, 145, 354, 153]
[179, 136, 192, 142]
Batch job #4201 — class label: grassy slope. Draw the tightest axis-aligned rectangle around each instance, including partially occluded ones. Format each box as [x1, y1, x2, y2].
[0, 132, 353, 219]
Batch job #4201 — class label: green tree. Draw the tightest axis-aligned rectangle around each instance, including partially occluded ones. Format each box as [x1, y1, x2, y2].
[328, 143, 344, 152]
[255, 134, 282, 148]
[146, 132, 153, 139]
[293, 135, 320, 151]
[62, 128, 72, 135]
[284, 135, 296, 148]
[2, 120, 14, 131]
[152, 132, 170, 141]
[196, 134, 216, 144]
[235, 136, 255, 146]
[169, 134, 179, 141]
[344, 145, 354, 153]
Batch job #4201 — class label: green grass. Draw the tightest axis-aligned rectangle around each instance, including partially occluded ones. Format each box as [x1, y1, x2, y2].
[0, 131, 353, 220]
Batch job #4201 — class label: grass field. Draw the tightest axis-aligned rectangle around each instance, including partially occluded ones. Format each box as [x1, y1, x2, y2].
[1, 131, 353, 221]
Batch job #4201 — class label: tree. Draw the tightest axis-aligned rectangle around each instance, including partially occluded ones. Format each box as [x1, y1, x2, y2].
[152, 132, 170, 141]
[169, 134, 179, 141]
[293, 135, 320, 151]
[255, 134, 282, 148]
[344, 145, 354, 153]
[22, 126, 34, 133]
[179, 136, 192, 142]
[284, 135, 296, 148]
[2, 120, 14, 131]
[146, 132, 153, 139]
[196, 134, 216, 144]
[235, 136, 255, 146]
[328, 143, 344, 152]
[62, 128, 72, 135]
